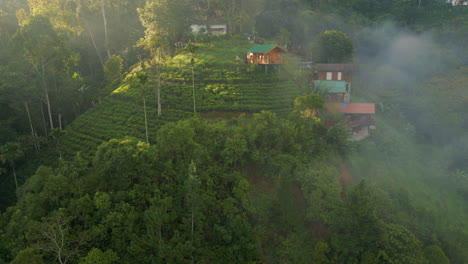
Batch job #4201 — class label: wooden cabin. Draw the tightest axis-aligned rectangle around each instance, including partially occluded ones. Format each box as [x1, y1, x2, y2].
[314, 80, 349, 103]
[247, 45, 287, 65]
[314, 64, 356, 103]
[326, 102, 376, 141]
[315, 64, 356, 83]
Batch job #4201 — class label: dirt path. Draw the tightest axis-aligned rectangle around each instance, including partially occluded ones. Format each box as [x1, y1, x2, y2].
[339, 161, 357, 200]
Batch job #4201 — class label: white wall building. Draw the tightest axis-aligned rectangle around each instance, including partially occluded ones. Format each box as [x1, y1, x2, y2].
[191, 24, 227, 35]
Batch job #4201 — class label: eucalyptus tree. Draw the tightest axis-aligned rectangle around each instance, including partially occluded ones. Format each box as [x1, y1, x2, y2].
[186, 42, 198, 113]
[12, 16, 75, 132]
[144, 36, 170, 117]
[185, 161, 203, 260]
[205, 0, 264, 34]
[15, 0, 82, 36]
[77, 0, 145, 57]
[0, 63, 42, 151]
[49, 128, 66, 159]
[0, 142, 24, 189]
[134, 71, 150, 144]
[138, 0, 193, 55]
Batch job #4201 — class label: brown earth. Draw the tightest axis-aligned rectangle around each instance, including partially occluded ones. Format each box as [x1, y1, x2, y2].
[339, 161, 357, 200]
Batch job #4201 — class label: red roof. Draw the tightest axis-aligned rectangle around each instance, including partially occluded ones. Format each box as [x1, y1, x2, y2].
[340, 103, 375, 114]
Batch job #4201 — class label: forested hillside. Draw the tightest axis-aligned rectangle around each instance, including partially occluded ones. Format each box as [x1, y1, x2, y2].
[1, 0, 467, 263]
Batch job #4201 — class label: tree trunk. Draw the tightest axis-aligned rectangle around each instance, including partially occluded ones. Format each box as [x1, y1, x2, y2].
[191, 210, 194, 243]
[40, 100, 48, 136]
[45, 88, 54, 130]
[143, 98, 149, 144]
[88, 29, 104, 67]
[192, 66, 196, 113]
[12, 164, 18, 190]
[24, 102, 39, 152]
[39, 57, 54, 130]
[57, 225, 65, 264]
[157, 73, 161, 116]
[58, 110, 63, 132]
[239, 0, 243, 34]
[101, 0, 111, 59]
[36, 57, 54, 130]
[191, 210, 194, 264]
[73, 104, 78, 119]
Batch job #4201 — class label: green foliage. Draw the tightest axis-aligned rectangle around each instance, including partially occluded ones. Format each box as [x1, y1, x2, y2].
[330, 180, 384, 263]
[278, 230, 314, 263]
[298, 165, 341, 223]
[0, 1, 467, 262]
[424, 245, 450, 264]
[0, 142, 24, 189]
[138, 0, 192, 54]
[294, 93, 324, 112]
[80, 248, 119, 264]
[9, 248, 44, 264]
[311, 30, 355, 63]
[0, 142, 23, 166]
[92, 137, 152, 190]
[311, 241, 332, 264]
[381, 223, 427, 264]
[104, 55, 124, 82]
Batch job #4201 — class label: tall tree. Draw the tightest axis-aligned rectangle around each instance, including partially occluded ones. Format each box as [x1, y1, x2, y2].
[16, 0, 82, 36]
[186, 42, 198, 113]
[329, 180, 384, 263]
[146, 36, 170, 117]
[138, 0, 192, 55]
[184, 161, 204, 261]
[135, 71, 150, 144]
[12, 16, 74, 132]
[0, 142, 24, 189]
[311, 30, 354, 63]
[32, 210, 83, 264]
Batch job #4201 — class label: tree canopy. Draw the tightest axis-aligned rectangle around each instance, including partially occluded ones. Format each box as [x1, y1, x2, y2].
[311, 30, 355, 63]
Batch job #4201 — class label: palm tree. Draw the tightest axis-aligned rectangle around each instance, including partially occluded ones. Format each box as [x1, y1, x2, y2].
[136, 71, 150, 144]
[0, 142, 24, 189]
[186, 42, 198, 113]
[149, 36, 170, 117]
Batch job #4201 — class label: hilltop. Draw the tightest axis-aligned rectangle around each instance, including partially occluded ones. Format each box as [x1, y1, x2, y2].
[0, 0, 467, 262]
[54, 36, 308, 160]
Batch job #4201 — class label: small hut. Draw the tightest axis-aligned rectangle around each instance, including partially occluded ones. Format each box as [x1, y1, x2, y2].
[191, 23, 227, 35]
[326, 102, 376, 141]
[314, 64, 356, 103]
[315, 64, 356, 82]
[247, 44, 287, 65]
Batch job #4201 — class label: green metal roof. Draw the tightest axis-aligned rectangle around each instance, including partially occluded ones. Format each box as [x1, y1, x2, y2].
[314, 80, 347, 93]
[248, 44, 280, 53]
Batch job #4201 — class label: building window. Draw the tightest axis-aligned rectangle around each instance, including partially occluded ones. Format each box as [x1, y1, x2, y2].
[326, 72, 332, 80]
[338, 72, 342, 80]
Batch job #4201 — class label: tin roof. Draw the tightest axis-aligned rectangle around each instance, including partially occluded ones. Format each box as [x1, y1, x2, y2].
[340, 103, 375, 114]
[325, 102, 376, 114]
[315, 80, 347, 93]
[248, 44, 287, 54]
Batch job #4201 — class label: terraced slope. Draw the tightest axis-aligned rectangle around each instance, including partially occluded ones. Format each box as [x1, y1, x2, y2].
[57, 37, 309, 159]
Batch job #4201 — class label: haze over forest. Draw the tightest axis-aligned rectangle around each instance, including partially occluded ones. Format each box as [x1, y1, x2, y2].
[0, 0, 467, 263]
